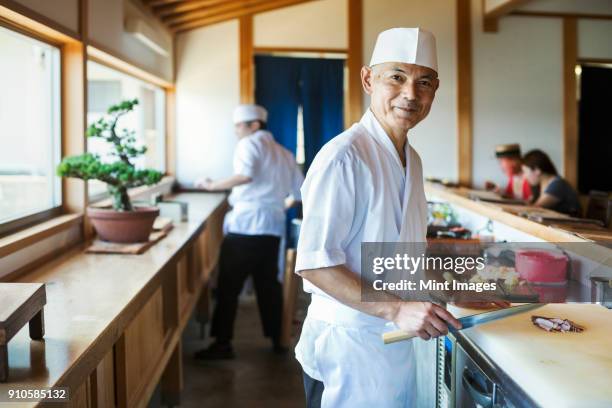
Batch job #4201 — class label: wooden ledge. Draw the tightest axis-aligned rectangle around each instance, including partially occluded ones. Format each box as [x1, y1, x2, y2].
[0, 213, 83, 259]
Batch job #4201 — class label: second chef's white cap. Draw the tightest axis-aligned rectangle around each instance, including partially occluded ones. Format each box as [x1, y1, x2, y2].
[233, 104, 268, 124]
[369, 27, 438, 73]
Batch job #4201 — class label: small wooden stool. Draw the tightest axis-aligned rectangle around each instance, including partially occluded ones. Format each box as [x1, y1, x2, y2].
[0, 283, 46, 382]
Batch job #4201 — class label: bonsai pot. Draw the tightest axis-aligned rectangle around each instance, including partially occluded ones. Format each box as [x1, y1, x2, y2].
[88, 206, 160, 243]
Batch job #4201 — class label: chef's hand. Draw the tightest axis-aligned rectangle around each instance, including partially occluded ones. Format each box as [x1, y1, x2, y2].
[393, 302, 462, 341]
[194, 177, 215, 191]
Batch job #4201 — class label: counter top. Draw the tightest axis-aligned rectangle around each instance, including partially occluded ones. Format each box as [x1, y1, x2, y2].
[425, 183, 612, 269]
[0, 192, 226, 402]
[425, 183, 588, 243]
[448, 303, 612, 407]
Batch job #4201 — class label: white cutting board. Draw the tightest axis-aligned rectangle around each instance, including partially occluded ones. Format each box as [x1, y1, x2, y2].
[448, 303, 612, 408]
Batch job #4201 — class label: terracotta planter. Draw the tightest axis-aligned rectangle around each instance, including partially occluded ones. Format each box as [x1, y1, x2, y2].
[88, 206, 160, 243]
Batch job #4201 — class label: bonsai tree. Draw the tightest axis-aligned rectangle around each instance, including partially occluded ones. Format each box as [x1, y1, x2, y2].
[57, 99, 163, 211]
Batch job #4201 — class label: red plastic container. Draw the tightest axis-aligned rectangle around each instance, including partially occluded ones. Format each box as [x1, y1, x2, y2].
[515, 249, 568, 284]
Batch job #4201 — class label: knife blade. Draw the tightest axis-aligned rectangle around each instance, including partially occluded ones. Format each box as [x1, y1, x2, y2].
[382, 303, 544, 344]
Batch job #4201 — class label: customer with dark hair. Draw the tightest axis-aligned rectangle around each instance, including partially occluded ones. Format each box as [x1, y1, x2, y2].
[522, 149, 581, 216]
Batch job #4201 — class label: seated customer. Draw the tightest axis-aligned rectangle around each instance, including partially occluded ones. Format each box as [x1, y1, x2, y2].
[522, 149, 581, 216]
[485, 143, 532, 201]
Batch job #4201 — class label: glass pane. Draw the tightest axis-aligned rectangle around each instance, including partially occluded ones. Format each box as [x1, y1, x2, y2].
[0, 26, 61, 224]
[86, 61, 166, 198]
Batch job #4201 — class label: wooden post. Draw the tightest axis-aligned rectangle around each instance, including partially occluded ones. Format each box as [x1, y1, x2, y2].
[347, 0, 363, 127]
[563, 17, 578, 189]
[239, 15, 254, 103]
[457, 0, 473, 187]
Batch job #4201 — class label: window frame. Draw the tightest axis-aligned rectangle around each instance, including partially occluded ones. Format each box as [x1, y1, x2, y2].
[85, 57, 169, 205]
[0, 19, 64, 235]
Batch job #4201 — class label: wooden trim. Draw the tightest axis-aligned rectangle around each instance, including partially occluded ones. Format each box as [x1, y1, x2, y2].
[483, 0, 532, 32]
[0, 0, 80, 42]
[346, 0, 363, 126]
[87, 42, 174, 89]
[457, 0, 473, 187]
[511, 10, 612, 20]
[166, 88, 177, 176]
[172, 0, 316, 32]
[579, 58, 612, 66]
[254, 46, 347, 55]
[0, 207, 62, 239]
[156, 0, 228, 17]
[563, 18, 578, 189]
[148, 0, 186, 7]
[239, 15, 254, 104]
[62, 41, 90, 238]
[0, 214, 83, 259]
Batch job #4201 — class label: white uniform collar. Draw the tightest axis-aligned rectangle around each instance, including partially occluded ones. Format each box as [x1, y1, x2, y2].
[359, 109, 409, 169]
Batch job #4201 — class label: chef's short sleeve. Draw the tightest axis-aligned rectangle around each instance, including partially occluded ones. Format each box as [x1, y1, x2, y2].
[233, 139, 258, 178]
[295, 156, 356, 272]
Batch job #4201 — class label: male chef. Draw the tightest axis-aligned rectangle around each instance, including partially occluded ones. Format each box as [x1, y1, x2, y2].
[195, 104, 304, 359]
[294, 28, 462, 407]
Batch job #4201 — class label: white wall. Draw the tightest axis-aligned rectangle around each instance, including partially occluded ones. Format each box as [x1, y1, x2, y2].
[175, 21, 240, 185]
[10, 0, 79, 33]
[88, 0, 173, 81]
[578, 19, 612, 60]
[363, 0, 459, 181]
[471, 0, 563, 189]
[254, 0, 347, 48]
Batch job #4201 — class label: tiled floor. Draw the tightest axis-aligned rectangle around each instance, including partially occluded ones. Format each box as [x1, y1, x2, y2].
[180, 295, 306, 408]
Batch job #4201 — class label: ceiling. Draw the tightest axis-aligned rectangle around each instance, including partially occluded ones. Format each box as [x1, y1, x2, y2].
[141, 0, 319, 33]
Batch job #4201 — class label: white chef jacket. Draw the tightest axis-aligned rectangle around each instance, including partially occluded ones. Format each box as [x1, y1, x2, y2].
[294, 109, 428, 408]
[224, 130, 303, 237]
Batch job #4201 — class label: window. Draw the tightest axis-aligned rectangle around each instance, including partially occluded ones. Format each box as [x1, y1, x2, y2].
[86, 60, 166, 198]
[296, 105, 305, 165]
[0, 25, 61, 226]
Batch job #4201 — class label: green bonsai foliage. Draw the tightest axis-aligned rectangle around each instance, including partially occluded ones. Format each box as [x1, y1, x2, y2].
[57, 99, 163, 211]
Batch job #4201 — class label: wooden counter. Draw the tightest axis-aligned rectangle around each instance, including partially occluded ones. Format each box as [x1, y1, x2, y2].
[425, 183, 612, 269]
[425, 183, 587, 243]
[0, 192, 227, 407]
[429, 183, 612, 406]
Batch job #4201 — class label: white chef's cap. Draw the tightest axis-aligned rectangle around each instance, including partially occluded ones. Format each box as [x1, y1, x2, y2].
[369, 28, 438, 73]
[233, 104, 268, 124]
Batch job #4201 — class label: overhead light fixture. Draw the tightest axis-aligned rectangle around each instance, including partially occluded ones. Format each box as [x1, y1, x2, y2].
[125, 17, 169, 57]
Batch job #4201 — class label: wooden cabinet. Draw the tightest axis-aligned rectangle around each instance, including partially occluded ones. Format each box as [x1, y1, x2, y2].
[116, 287, 165, 407]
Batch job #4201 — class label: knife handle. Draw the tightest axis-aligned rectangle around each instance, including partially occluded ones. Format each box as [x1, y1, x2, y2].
[382, 329, 418, 344]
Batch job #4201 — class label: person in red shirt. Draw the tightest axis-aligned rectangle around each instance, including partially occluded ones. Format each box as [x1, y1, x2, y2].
[485, 144, 532, 201]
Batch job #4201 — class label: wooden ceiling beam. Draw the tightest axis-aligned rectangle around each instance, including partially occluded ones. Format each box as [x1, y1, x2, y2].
[145, 0, 184, 7]
[155, 0, 233, 17]
[164, 0, 270, 26]
[172, 0, 316, 32]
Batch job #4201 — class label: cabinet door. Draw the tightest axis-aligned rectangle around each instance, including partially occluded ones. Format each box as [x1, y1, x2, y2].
[115, 287, 165, 407]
